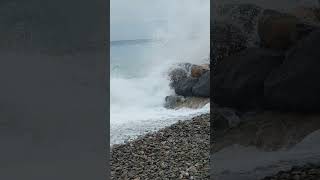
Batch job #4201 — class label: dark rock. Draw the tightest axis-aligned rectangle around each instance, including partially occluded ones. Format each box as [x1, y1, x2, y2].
[213, 48, 284, 110]
[211, 3, 263, 66]
[192, 71, 210, 97]
[212, 107, 241, 130]
[258, 9, 317, 50]
[261, 164, 320, 180]
[164, 96, 209, 109]
[290, 7, 320, 24]
[168, 66, 188, 84]
[214, 3, 263, 37]
[211, 21, 247, 65]
[264, 30, 320, 111]
[173, 78, 199, 97]
[169, 63, 210, 97]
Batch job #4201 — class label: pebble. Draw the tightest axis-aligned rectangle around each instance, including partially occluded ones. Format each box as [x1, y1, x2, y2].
[110, 114, 210, 179]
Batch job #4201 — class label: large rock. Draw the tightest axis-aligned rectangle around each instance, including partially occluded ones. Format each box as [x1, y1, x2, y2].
[211, 3, 263, 66]
[212, 107, 241, 130]
[213, 48, 284, 110]
[290, 7, 320, 24]
[169, 63, 210, 97]
[264, 30, 320, 111]
[258, 9, 317, 50]
[164, 95, 209, 109]
[191, 64, 209, 78]
[211, 21, 247, 65]
[214, 3, 263, 36]
[192, 71, 210, 97]
[172, 78, 198, 97]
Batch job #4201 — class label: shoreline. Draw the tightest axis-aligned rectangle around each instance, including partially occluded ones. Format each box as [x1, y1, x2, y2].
[110, 113, 210, 179]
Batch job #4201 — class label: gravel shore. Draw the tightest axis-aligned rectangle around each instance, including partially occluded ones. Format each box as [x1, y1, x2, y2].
[111, 114, 210, 180]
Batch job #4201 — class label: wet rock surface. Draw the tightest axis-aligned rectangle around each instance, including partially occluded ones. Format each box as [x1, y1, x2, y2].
[164, 95, 209, 109]
[211, 21, 247, 65]
[212, 3, 320, 179]
[258, 9, 317, 50]
[212, 111, 320, 153]
[111, 114, 210, 180]
[213, 48, 284, 110]
[261, 164, 320, 180]
[264, 30, 320, 112]
[169, 63, 210, 98]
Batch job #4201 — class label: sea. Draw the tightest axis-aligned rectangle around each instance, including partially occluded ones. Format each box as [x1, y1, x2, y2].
[110, 0, 210, 145]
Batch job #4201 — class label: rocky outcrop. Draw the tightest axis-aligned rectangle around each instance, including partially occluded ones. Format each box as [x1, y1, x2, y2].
[211, 3, 263, 65]
[212, 3, 320, 112]
[191, 64, 209, 78]
[262, 164, 320, 180]
[258, 9, 317, 50]
[264, 30, 320, 111]
[214, 3, 263, 35]
[192, 71, 210, 97]
[212, 106, 241, 130]
[213, 48, 284, 110]
[211, 21, 247, 65]
[164, 95, 209, 109]
[213, 111, 320, 152]
[290, 6, 320, 24]
[212, 3, 320, 180]
[169, 63, 210, 98]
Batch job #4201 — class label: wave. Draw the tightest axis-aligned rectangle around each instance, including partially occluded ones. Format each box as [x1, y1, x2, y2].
[110, 0, 210, 145]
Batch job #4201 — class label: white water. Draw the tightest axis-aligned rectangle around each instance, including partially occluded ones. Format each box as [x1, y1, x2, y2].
[110, 0, 210, 145]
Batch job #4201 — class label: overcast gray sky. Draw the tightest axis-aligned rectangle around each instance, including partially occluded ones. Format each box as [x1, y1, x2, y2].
[110, 0, 210, 41]
[110, 0, 170, 41]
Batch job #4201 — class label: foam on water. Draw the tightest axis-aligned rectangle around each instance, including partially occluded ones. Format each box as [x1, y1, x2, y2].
[110, 0, 210, 145]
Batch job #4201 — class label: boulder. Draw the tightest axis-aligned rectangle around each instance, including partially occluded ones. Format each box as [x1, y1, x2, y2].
[264, 30, 320, 111]
[211, 21, 247, 65]
[213, 48, 284, 110]
[212, 3, 263, 66]
[169, 63, 210, 97]
[164, 95, 209, 109]
[173, 78, 198, 97]
[212, 107, 241, 130]
[290, 7, 320, 24]
[192, 71, 210, 97]
[214, 3, 263, 37]
[190, 64, 209, 78]
[168, 66, 188, 83]
[258, 9, 317, 50]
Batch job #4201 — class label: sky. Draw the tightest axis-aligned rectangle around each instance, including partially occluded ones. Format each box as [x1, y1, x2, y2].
[110, 0, 210, 41]
[110, 0, 169, 41]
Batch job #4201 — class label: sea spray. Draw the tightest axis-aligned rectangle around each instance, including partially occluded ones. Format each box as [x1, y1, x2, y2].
[110, 0, 210, 145]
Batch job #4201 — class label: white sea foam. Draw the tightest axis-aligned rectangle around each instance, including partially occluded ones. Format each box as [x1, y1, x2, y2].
[110, 0, 210, 145]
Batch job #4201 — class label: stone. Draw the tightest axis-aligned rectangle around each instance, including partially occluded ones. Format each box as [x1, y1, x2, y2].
[190, 64, 209, 78]
[192, 71, 210, 97]
[213, 48, 284, 110]
[264, 30, 320, 111]
[258, 9, 317, 50]
[211, 21, 247, 65]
